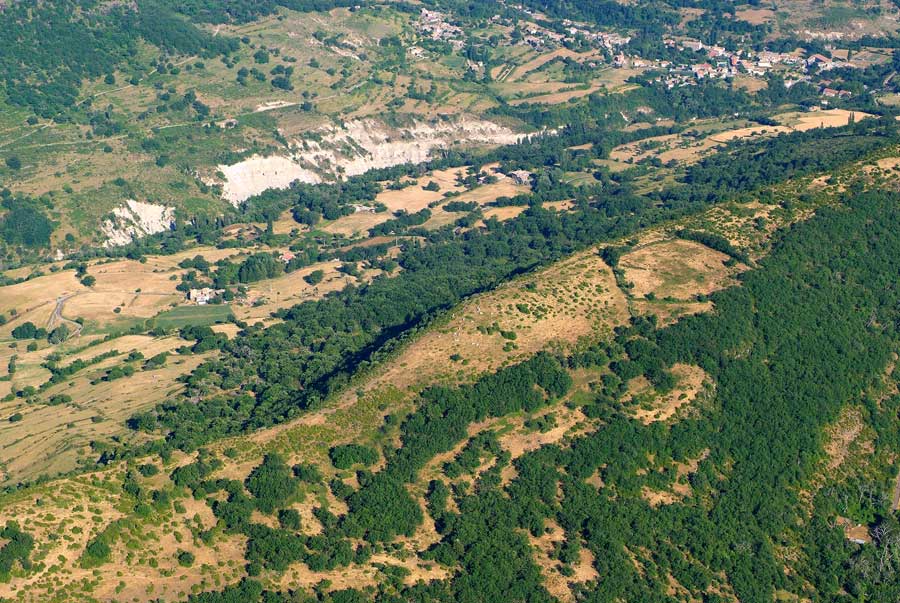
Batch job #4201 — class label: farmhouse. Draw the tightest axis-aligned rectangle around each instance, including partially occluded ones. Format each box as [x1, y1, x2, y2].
[806, 53, 834, 70]
[836, 516, 872, 545]
[189, 288, 224, 305]
[509, 170, 533, 186]
[821, 87, 851, 99]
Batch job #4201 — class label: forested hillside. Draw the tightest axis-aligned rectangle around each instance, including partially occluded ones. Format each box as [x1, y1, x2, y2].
[2, 0, 900, 601]
[0, 0, 364, 117]
[159, 182, 900, 603]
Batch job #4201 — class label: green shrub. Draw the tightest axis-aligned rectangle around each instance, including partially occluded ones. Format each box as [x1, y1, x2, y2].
[137, 463, 159, 477]
[245, 453, 297, 514]
[81, 537, 111, 568]
[176, 550, 195, 567]
[329, 444, 378, 470]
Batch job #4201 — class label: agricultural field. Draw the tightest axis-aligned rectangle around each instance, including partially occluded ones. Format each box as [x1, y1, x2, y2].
[606, 109, 873, 174]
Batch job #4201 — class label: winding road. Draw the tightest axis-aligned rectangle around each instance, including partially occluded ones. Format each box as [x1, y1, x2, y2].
[47, 293, 83, 338]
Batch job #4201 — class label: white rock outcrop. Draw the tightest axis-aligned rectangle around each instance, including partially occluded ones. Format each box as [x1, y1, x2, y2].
[216, 116, 527, 205]
[218, 155, 321, 206]
[101, 199, 175, 247]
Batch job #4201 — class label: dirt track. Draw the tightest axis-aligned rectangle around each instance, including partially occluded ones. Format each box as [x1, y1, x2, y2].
[47, 293, 83, 338]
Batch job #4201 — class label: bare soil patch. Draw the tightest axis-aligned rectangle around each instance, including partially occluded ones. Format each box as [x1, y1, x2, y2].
[459, 177, 528, 205]
[507, 49, 600, 82]
[324, 167, 467, 236]
[0, 271, 84, 337]
[736, 8, 775, 24]
[501, 407, 588, 461]
[779, 108, 873, 131]
[731, 75, 769, 93]
[822, 406, 867, 472]
[0, 343, 209, 485]
[481, 205, 528, 222]
[642, 449, 710, 507]
[633, 299, 714, 326]
[619, 239, 741, 300]
[508, 84, 603, 106]
[0, 468, 247, 602]
[708, 125, 792, 143]
[234, 261, 381, 324]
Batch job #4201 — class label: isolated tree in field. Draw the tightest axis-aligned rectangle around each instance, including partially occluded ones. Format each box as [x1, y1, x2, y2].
[176, 550, 195, 567]
[304, 269, 325, 285]
[48, 324, 70, 344]
[5, 156, 21, 170]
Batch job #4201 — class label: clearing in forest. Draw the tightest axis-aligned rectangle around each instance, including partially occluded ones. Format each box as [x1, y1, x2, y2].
[508, 84, 605, 106]
[506, 48, 600, 82]
[233, 260, 370, 324]
[778, 108, 873, 131]
[323, 167, 467, 236]
[609, 110, 874, 168]
[324, 167, 530, 236]
[618, 239, 742, 300]
[0, 467, 248, 602]
[358, 246, 630, 394]
[625, 363, 711, 424]
[735, 8, 776, 24]
[641, 448, 710, 507]
[528, 519, 599, 602]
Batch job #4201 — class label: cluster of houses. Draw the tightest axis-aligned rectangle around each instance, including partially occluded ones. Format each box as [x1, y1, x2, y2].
[612, 37, 863, 100]
[516, 19, 631, 51]
[415, 3, 871, 103]
[507, 5, 632, 51]
[820, 84, 853, 99]
[418, 9, 465, 50]
[419, 4, 632, 56]
[560, 19, 631, 49]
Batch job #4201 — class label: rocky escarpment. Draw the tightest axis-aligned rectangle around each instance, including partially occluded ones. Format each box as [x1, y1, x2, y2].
[215, 116, 527, 205]
[101, 200, 175, 247]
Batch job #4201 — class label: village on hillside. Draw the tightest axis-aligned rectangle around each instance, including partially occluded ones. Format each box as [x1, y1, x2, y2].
[418, 4, 884, 104]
